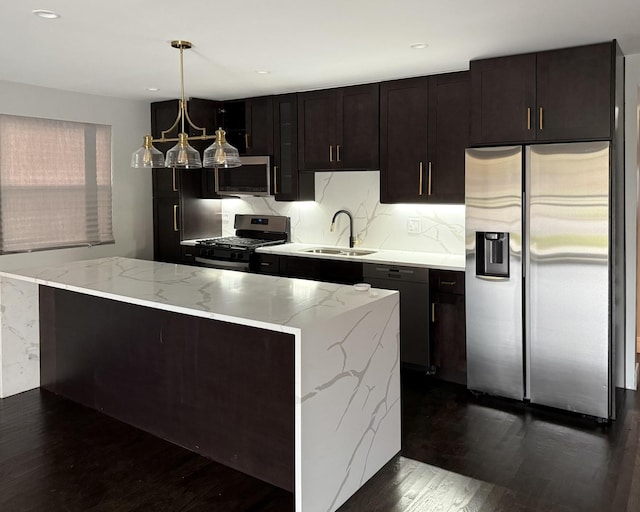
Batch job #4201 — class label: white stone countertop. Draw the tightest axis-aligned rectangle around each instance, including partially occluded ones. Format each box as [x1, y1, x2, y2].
[256, 243, 466, 271]
[0, 257, 397, 334]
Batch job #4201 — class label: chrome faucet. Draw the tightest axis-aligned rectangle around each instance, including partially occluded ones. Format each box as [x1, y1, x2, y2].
[330, 209, 355, 248]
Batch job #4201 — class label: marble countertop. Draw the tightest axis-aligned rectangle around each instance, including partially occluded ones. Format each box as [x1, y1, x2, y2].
[0, 257, 397, 334]
[256, 243, 466, 271]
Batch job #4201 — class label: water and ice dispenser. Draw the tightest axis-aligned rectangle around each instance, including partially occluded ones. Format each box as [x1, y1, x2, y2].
[476, 232, 510, 278]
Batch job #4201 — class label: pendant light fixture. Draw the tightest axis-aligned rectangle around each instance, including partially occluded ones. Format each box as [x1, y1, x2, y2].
[131, 40, 241, 170]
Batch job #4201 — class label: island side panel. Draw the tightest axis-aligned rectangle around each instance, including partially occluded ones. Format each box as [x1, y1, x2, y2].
[299, 292, 401, 512]
[39, 286, 295, 492]
[0, 277, 40, 398]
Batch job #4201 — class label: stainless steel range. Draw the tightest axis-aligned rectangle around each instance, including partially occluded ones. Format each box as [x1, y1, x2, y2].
[195, 214, 290, 271]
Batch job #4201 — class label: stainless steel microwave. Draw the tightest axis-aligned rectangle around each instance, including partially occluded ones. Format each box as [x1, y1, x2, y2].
[215, 155, 271, 196]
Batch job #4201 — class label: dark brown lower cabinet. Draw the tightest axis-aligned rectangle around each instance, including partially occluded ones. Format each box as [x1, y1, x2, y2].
[251, 253, 281, 275]
[430, 270, 466, 384]
[39, 286, 294, 492]
[252, 254, 363, 285]
[153, 197, 181, 263]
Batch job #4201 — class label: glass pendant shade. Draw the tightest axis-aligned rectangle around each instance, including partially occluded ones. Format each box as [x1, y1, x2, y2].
[131, 135, 165, 168]
[203, 128, 242, 168]
[165, 133, 202, 169]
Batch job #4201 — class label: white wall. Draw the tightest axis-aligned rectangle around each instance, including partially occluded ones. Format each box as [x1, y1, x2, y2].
[220, 171, 465, 255]
[0, 80, 153, 271]
[626, 55, 640, 390]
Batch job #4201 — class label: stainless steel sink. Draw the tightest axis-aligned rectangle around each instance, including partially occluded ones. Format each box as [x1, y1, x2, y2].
[339, 250, 377, 256]
[302, 248, 377, 256]
[304, 248, 343, 254]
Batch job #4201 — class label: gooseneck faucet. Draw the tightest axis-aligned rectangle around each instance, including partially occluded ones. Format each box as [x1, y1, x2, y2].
[330, 209, 355, 248]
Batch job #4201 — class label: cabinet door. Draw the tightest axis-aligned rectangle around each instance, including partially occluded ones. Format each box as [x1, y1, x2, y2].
[336, 83, 379, 170]
[219, 100, 247, 154]
[380, 77, 429, 203]
[153, 197, 182, 263]
[536, 42, 613, 141]
[151, 100, 179, 198]
[151, 99, 180, 140]
[273, 94, 314, 201]
[244, 96, 274, 155]
[298, 90, 337, 170]
[187, 97, 220, 154]
[427, 72, 470, 204]
[430, 270, 466, 384]
[187, 98, 219, 134]
[153, 168, 180, 198]
[280, 256, 363, 285]
[431, 293, 466, 384]
[181, 246, 196, 265]
[470, 53, 536, 145]
[252, 253, 281, 275]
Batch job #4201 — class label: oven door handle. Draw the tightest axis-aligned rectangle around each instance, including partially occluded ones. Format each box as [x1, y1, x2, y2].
[195, 257, 250, 270]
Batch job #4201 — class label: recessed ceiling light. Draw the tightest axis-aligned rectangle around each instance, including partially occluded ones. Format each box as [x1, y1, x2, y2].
[410, 43, 428, 50]
[146, 87, 160, 92]
[255, 70, 271, 75]
[32, 9, 61, 19]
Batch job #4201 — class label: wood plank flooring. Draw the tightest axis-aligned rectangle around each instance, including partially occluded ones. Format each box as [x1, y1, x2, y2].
[1, 370, 639, 511]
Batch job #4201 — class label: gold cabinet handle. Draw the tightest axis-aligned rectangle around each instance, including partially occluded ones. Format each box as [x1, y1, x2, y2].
[539, 107, 543, 130]
[441, 280, 456, 286]
[172, 168, 178, 192]
[329, 145, 333, 162]
[428, 162, 432, 196]
[431, 303, 436, 323]
[419, 162, 424, 196]
[527, 107, 531, 130]
[337, 145, 341, 162]
[173, 204, 179, 232]
[245, 133, 251, 149]
[274, 165, 278, 194]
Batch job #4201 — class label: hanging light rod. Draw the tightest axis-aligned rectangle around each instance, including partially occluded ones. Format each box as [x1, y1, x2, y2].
[131, 40, 241, 170]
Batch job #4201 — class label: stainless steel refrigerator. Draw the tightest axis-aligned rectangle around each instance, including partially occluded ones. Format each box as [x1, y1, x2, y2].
[465, 142, 618, 419]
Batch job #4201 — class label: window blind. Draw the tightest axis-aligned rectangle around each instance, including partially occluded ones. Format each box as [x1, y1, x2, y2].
[0, 114, 114, 253]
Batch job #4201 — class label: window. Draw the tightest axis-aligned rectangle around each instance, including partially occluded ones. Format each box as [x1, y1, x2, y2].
[0, 114, 114, 253]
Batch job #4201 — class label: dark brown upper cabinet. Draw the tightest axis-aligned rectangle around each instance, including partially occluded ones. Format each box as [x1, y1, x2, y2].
[298, 83, 379, 171]
[186, 97, 221, 152]
[244, 95, 274, 156]
[380, 72, 469, 204]
[427, 72, 470, 203]
[471, 42, 615, 145]
[272, 94, 314, 201]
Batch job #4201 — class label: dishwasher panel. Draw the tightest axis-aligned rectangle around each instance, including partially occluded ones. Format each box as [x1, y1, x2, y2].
[363, 264, 430, 369]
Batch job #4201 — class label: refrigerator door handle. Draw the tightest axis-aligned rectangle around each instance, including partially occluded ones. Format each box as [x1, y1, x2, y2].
[522, 191, 527, 279]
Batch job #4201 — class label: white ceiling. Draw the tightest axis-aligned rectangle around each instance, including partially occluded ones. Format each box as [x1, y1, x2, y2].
[2, 0, 640, 102]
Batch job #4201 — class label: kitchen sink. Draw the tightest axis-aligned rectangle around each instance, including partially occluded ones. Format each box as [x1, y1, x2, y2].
[302, 248, 377, 256]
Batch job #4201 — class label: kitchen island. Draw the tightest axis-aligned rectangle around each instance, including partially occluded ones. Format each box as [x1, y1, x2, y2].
[0, 257, 400, 512]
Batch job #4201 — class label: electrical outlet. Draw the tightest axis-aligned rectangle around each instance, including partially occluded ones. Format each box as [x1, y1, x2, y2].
[221, 213, 230, 223]
[407, 217, 421, 234]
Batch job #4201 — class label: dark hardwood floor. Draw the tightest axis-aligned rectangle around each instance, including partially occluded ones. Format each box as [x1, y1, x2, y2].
[1, 370, 639, 511]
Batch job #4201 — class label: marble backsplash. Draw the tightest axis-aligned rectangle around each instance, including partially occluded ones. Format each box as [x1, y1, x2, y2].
[220, 171, 465, 255]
